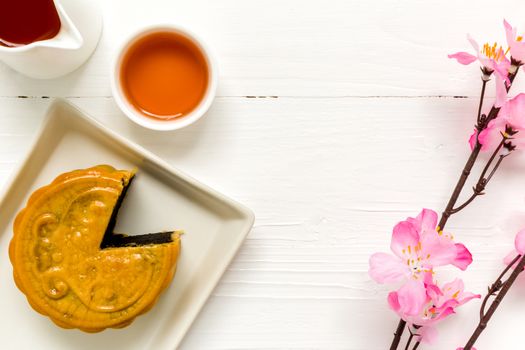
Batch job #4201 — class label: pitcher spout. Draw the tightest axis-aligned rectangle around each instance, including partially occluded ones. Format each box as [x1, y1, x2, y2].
[44, 0, 83, 50]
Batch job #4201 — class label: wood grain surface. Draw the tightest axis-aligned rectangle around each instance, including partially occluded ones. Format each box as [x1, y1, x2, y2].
[2, 0, 525, 349]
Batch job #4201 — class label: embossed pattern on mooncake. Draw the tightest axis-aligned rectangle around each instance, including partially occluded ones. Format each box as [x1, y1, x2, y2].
[9, 165, 181, 332]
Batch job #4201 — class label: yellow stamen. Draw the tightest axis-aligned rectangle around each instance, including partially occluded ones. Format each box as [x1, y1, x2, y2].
[407, 245, 411, 254]
[452, 290, 460, 299]
[482, 42, 506, 62]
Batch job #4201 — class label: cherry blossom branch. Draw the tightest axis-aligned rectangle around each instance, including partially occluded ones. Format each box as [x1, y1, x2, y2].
[438, 65, 520, 230]
[449, 136, 511, 214]
[463, 254, 525, 350]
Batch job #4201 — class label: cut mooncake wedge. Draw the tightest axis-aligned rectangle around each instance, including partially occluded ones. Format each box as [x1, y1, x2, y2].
[9, 165, 182, 332]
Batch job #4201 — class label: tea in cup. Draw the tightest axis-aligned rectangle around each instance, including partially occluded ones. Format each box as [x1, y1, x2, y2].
[111, 25, 218, 131]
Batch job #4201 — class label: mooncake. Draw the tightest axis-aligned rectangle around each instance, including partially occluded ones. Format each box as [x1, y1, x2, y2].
[9, 165, 181, 332]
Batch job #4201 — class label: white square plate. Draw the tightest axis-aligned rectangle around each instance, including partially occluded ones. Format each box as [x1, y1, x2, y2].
[0, 99, 254, 349]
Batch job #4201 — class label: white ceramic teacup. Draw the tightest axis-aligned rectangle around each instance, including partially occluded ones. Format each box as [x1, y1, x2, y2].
[111, 25, 218, 131]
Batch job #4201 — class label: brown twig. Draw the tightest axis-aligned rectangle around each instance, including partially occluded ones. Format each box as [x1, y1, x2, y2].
[479, 254, 520, 318]
[477, 75, 488, 125]
[390, 319, 407, 350]
[463, 254, 525, 350]
[449, 137, 509, 215]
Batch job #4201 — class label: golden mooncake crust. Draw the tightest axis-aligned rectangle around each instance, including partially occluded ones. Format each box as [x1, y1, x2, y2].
[9, 165, 181, 332]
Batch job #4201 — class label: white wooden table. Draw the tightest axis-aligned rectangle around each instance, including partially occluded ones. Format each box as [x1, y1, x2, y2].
[2, 1, 525, 349]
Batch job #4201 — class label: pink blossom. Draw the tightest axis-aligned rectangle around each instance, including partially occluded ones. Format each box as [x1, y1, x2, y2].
[369, 209, 462, 283]
[388, 273, 480, 344]
[369, 209, 473, 315]
[457, 348, 477, 350]
[503, 229, 525, 267]
[426, 277, 480, 313]
[477, 93, 525, 151]
[504, 19, 525, 64]
[449, 34, 511, 80]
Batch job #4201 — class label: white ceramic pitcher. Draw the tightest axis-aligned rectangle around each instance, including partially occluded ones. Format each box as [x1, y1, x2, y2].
[0, 0, 102, 79]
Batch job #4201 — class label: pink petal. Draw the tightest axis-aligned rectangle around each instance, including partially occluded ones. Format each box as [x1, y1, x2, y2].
[436, 298, 459, 311]
[504, 19, 515, 46]
[452, 243, 473, 270]
[436, 290, 479, 311]
[387, 291, 400, 312]
[506, 93, 525, 129]
[448, 52, 477, 65]
[422, 270, 435, 286]
[417, 326, 438, 344]
[396, 279, 428, 316]
[369, 252, 408, 284]
[457, 291, 481, 305]
[495, 74, 508, 108]
[467, 34, 480, 53]
[440, 278, 463, 297]
[493, 56, 511, 85]
[476, 128, 490, 151]
[468, 128, 479, 150]
[420, 232, 457, 268]
[432, 278, 476, 310]
[515, 229, 525, 254]
[415, 208, 438, 233]
[436, 306, 455, 321]
[424, 275, 442, 300]
[504, 19, 525, 63]
[391, 221, 419, 258]
[478, 118, 506, 151]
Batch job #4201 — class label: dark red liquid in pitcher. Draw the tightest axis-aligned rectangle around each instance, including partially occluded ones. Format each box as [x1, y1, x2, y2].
[0, 0, 61, 47]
